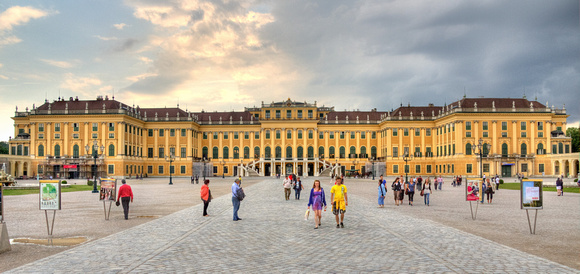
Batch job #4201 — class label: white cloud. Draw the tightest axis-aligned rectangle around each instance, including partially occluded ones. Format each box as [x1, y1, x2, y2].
[0, 74, 8, 80]
[94, 35, 118, 41]
[40, 59, 77, 68]
[138, 56, 153, 64]
[126, 72, 158, 82]
[113, 23, 127, 30]
[0, 6, 51, 47]
[60, 73, 102, 93]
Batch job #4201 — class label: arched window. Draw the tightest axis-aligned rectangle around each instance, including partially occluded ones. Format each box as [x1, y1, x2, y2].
[54, 144, 61, 157]
[501, 143, 508, 156]
[329, 146, 335, 158]
[360, 146, 367, 158]
[465, 143, 472, 155]
[38, 144, 44, 157]
[521, 143, 527, 156]
[286, 146, 293, 158]
[212, 146, 219, 159]
[233, 147, 239, 159]
[108, 144, 114, 157]
[558, 142, 563, 154]
[70, 144, 78, 158]
[308, 146, 314, 158]
[202, 147, 208, 159]
[297, 146, 303, 159]
[349, 146, 356, 158]
[275, 146, 282, 158]
[254, 146, 260, 159]
[319, 146, 325, 158]
[223, 147, 229, 159]
[244, 146, 250, 159]
[537, 143, 544, 155]
[339, 146, 345, 158]
[371, 146, 377, 159]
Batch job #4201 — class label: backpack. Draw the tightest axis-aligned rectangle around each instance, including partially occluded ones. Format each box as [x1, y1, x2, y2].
[236, 187, 245, 201]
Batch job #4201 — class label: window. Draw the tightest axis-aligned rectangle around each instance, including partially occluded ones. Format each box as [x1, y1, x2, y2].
[181, 129, 186, 137]
[276, 110, 281, 118]
[108, 123, 115, 131]
[349, 146, 356, 158]
[415, 128, 420, 136]
[298, 130, 303, 139]
[244, 132, 249, 139]
[426, 165, 432, 173]
[404, 128, 409, 136]
[483, 163, 490, 173]
[339, 146, 345, 158]
[107, 165, 114, 174]
[319, 131, 324, 139]
[521, 163, 528, 173]
[109, 133, 115, 139]
[159, 147, 165, 158]
[329, 132, 334, 139]
[213, 166, 218, 174]
[537, 122, 543, 130]
[54, 144, 61, 157]
[393, 147, 398, 157]
[360, 132, 366, 139]
[426, 129, 431, 136]
[38, 133, 44, 139]
[340, 132, 345, 139]
[521, 122, 526, 131]
[202, 132, 208, 139]
[415, 165, 421, 173]
[371, 146, 377, 159]
[297, 146, 303, 159]
[286, 110, 292, 118]
[266, 130, 271, 139]
[297, 110, 303, 118]
[202, 147, 208, 159]
[482, 122, 488, 131]
[159, 165, 164, 174]
[159, 129, 164, 137]
[466, 122, 471, 130]
[147, 166, 153, 174]
[483, 132, 488, 138]
[148, 129, 153, 137]
[108, 144, 115, 156]
[308, 110, 313, 118]
[54, 123, 61, 132]
[502, 143, 508, 156]
[265, 147, 271, 158]
[308, 130, 313, 139]
[39, 123, 45, 132]
[393, 165, 399, 174]
[404, 164, 409, 174]
[552, 144, 557, 154]
[521, 132, 526, 138]
[565, 144, 570, 154]
[181, 147, 186, 158]
[181, 165, 186, 174]
[276, 130, 281, 139]
[372, 132, 376, 139]
[73, 123, 79, 131]
[467, 164, 473, 174]
[539, 164, 544, 173]
[92, 123, 98, 131]
[502, 122, 507, 131]
[502, 132, 508, 138]
[275, 146, 282, 158]
[38, 144, 44, 156]
[255, 132, 259, 139]
[233, 147, 239, 159]
[233, 132, 238, 139]
[223, 147, 229, 158]
[244, 147, 250, 159]
[393, 128, 398, 136]
[466, 132, 472, 138]
[329, 146, 335, 158]
[538, 132, 544, 138]
[55, 133, 60, 139]
[224, 132, 229, 139]
[148, 148, 153, 158]
[92, 133, 98, 139]
[350, 131, 355, 139]
[265, 110, 270, 118]
[253, 146, 259, 159]
[223, 166, 228, 175]
[213, 132, 218, 139]
[466, 143, 472, 155]
[558, 142, 563, 154]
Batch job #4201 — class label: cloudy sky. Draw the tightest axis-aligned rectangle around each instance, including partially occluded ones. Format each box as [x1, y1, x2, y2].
[0, 0, 578, 141]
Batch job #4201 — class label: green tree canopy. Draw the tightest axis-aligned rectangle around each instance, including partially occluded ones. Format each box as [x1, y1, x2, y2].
[566, 127, 579, 153]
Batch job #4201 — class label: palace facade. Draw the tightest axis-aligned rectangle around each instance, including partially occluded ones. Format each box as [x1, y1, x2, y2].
[6, 96, 579, 180]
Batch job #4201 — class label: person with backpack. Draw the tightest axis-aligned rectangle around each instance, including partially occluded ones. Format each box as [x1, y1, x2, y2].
[294, 177, 304, 200]
[378, 179, 387, 208]
[232, 178, 244, 221]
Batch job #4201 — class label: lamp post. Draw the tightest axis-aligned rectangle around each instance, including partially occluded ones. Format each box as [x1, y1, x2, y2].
[220, 159, 226, 178]
[352, 159, 358, 178]
[85, 140, 104, 194]
[472, 138, 491, 179]
[403, 152, 411, 183]
[166, 152, 175, 185]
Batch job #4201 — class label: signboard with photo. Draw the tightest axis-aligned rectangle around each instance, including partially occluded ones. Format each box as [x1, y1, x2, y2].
[99, 178, 117, 201]
[465, 178, 483, 201]
[521, 180, 543, 209]
[39, 180, 61, 210]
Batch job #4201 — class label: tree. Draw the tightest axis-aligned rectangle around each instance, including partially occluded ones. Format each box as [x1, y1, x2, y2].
[0, 141, 8, 154]
[566, 127, 579, 153]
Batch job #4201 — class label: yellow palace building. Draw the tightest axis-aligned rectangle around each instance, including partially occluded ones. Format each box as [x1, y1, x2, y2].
[6, 95, 579, 180]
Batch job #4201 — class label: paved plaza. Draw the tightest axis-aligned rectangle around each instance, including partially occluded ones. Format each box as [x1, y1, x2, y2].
[6, 178, 578, 273]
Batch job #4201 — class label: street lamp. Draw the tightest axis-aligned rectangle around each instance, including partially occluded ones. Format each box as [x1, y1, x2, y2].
[403, 152, 412, 183]
[85, 140, 104, 193]
[472, 138, 491, 179]
[220, 158, 226, 178]
[166, 152, 175, 185]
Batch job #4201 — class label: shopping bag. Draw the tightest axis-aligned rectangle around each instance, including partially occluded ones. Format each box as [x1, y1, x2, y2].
[304, 209, 310, 220]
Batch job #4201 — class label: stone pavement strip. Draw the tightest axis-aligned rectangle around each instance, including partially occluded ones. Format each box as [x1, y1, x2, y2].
[8, 179, 579, 273]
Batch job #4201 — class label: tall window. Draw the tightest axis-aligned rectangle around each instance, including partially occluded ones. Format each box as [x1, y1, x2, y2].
[521, 143, 527, 156]
[466, 143, 472, 155]
[212, 147, 219, 159]
[537, 121, 543, 130]
[537, 143, 544, 155]
[297, 146, 303, 159]
[318, 146, 325, 158]
[466, 122, 471, 130]
[482, 121, 488, 131]
[371, 146, 377, 159]
[254, 146, 260, 159]
[107, 144, 114, 157]
[202, 147, 208, 159]
[244, 147, 250, 159]
[502, 143, 508, 156]
[276, 130, 281, 139]
[360, 146, 367, 158]
[393, 128, 398, 136]
[521, 121, 526, 131]
[275, 146, 282, 158]
[404, 128, 409, 136]
[415, 128, 420, 136]
[54, 144, 61, 157]
[329, 146, 335, 158]
[265, 147, 271, 158]
[233, 147, 239, 159]
[467, 164, 473, 173]
[223, 147, 229, 159]
[308, 146, 314, 158]
[502, 122, 507, 131]
[266, 130, 271, 139]
[339, 147, 345, 158]
[286, 146, 292, 158]
[72, 144, 79, 158]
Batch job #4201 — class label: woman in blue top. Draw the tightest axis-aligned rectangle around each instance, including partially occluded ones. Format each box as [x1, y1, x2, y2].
[307, 180, 327, 229]
[378, 179, 387, 208]
[406, 179, 416, 206]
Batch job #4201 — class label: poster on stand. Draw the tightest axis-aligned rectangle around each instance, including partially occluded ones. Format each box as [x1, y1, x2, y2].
[39, 180, 61, 210]
[99, 178, 117, 201]
[521, 180, 543, 209]
[465, 178, 483, 201]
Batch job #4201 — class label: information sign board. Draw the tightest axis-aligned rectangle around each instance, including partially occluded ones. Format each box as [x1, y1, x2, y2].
[39, 180, 61, 210]
[521, 180, 543, 209]
[99, 178, 117, 201]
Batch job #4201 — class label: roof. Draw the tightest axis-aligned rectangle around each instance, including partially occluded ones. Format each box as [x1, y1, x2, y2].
[449, 98, 546, 109]
[325, 111, 387, 121]
[390, 106, 441, 117]
[141, 108, 189, 119]
[193, 111, 255, 123]
[36, 97, 126, 111]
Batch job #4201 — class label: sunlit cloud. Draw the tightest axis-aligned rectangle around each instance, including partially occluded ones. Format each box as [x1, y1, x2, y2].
[94, 35, 118, 41]
[59, 73, 102, 93]
[113, 23, 127, 30]
[0, 6, 51, 47]
[40, 59, 77, 68]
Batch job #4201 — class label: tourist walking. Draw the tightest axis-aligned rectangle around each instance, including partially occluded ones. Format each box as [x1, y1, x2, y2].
[434, 177, 438, 191]
[399, 176, 406, 204]
[307, 180, 327, 229]
[480, 179, 486, 204]
[392, 177, 402, 206]
[294, 177, 304, 200]
[438, 176, 443, 190]
[416, 176, 423, 192]
[232, 178, 243, 221]
[330, 177, 348, 228]
[283, 175, 292, 201]
[457, 175, 462, 186]
[495, 175, 500, 191]
[422, 178, 432, 206]
[200, 179, 212, 216]
[485, 179, 494, 203]
[117, 179, 133, 220]
[378, 179, 387, 208]
[406, 178, 416, 206]
[379, 175, 386, 188]
[556, 176, 563, 196]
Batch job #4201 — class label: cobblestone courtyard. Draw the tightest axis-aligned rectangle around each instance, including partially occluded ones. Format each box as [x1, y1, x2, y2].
[6, 178, 578, 273]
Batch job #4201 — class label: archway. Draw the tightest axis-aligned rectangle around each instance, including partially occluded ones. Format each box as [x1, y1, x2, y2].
[13, 161, 19, 177]
[22, 162, 28, 177]
[564, 160, 570, 177]
[573, 160, 579, 178]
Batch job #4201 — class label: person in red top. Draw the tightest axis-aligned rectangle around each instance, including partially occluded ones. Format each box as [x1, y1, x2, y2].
[117, 179, 133, 220]
[200, 179, 211, 216]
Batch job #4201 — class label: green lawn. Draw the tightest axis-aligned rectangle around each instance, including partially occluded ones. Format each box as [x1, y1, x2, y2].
[501, 183, 580, 193]
[3, 185, 97, 196]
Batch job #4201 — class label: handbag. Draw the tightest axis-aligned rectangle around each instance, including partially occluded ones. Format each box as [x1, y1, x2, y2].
[304, 209, 310, 220]
[420, 189, 424, 196]
[115, 200, 120, 207]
